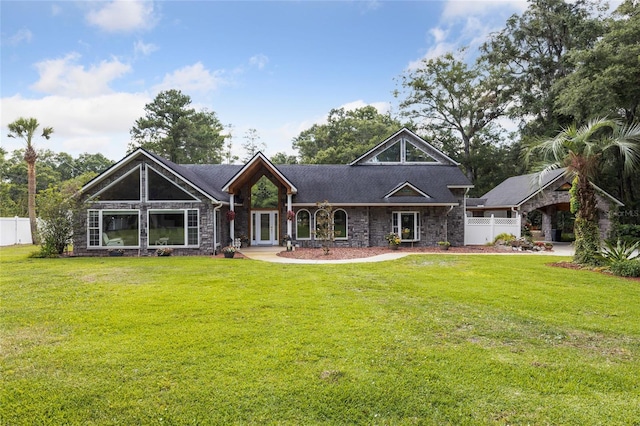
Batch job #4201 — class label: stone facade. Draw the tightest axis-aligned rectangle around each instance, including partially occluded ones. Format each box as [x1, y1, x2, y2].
[74, 160, 217, 257]
[286, 203, 465, 249]
[521, 190, 614, 241]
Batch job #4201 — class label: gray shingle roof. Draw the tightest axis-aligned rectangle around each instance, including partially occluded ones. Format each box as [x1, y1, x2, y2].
[181, 163, 471, 205]
[478, 168, 567, 208]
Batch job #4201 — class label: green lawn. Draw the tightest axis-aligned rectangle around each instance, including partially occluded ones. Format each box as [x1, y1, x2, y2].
[1, 245, 639, 425]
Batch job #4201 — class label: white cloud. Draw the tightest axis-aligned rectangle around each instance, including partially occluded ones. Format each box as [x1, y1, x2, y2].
[30, 53, 131, 97]
[8, 28, 33, 45]
[153, 62, 225, 94]
[408, 0, 527, 68]
[249, 54, 269, 70]
[134, 40, 159, 56]
[1, 93, 150, 160]
[86, 0, 158, 33]
[339, 100, 391, 115]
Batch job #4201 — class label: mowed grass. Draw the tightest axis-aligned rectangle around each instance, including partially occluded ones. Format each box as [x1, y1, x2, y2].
[1, 245, 639, 425]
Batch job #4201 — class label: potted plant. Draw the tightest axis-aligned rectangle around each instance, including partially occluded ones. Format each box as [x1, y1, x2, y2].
[226, 210, 236, 222]
[287, 210, 295, 221]
[222, 245, 237, 258]
[401, 227, 411, 238]
[156, 247, 173, 257]
[544, 242, 553, 251]
[108, 248, 124, 257]
[385, 232, 401, 250]
[437, 241, 451, 250]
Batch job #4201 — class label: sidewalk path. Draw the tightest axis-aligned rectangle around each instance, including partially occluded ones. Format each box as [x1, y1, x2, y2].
[240, 243, 575, 264]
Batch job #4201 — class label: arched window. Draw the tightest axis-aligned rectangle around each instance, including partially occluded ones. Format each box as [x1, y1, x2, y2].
[296, 209, 311, 240]
[334, 209, 348, 240]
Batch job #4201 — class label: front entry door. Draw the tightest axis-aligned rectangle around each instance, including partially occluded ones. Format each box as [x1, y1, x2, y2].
[252, 211, 278, 245]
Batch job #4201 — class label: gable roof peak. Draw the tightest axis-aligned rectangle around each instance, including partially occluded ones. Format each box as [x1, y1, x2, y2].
[349, 128, 459, 166]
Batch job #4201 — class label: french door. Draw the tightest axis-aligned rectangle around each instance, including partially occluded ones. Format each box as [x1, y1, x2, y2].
[251, 210, 279, 245]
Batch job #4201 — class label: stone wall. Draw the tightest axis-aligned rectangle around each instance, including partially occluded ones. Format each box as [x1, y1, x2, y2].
[292, 205, 460, 248]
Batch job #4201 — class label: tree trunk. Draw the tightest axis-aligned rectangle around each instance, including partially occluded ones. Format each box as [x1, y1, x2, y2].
[573, 173, 600, 265]
[25, 148, 39, 245]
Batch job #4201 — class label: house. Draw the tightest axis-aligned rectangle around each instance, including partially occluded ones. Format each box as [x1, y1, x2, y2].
[74, 128, 473, 256]
[465, 168, 623, 244]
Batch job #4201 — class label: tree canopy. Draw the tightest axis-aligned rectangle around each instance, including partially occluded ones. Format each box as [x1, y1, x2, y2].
[481, 0, 604, 136]
[129, 90, 227, 164]
[396, 50, 512, 183]
[292, 106, 404, 164]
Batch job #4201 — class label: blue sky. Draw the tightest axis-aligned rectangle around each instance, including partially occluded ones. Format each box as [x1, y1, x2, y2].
[1, 0, 530, 162]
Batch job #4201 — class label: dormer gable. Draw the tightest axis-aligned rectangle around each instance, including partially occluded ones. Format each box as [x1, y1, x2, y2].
[350, 128, 458, 166]
[384, 181, 431, 199]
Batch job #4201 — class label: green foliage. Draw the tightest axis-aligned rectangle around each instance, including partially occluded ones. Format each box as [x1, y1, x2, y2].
[481, 0, 604, 135]
[569, 175, 580, 214]
[2, 246, 640, 424]
[36, 175, 92, 256]
[493, 233, 517, 245]
[270, 152, 298, 164]
[397, 49, 511, 182]
[610, 259, 640, 278]
[599, 239, 640, 265]
[1, 149, 112, 217]
[573, 217, 603, 266]
[555, 0, 640, 126]
[613, 223, 640, 245]
[250, 176, 278, 208]
[292, 106, 404, 164]
[129, 89, 227, 164]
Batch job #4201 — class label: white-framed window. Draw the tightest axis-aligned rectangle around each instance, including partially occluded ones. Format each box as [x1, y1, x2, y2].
[88, 209, 140, 247]
[334, 209, 348, 240]
[148, 209, 200, 247]
[392, 211, 420, 241]
[368, 138, 437, 164]
[296, 209, 311, 240]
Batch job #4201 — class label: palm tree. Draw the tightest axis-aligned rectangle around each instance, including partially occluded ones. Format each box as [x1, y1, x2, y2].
[7, 117, 54, 245]
[526, 118, 640, 265]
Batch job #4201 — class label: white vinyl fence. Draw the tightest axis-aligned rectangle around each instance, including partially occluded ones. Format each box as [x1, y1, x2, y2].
[0, 217, 33, 246]
[464, 215, 521, 245]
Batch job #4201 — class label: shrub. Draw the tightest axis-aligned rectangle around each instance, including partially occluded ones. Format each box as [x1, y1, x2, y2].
[613, 224, 640, 246]
[598, 239, 639, 265]
[493, 233, 516, 245]
[610, 259, 640, 278]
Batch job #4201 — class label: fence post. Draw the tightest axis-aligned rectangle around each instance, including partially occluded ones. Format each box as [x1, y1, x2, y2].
[490, 214, 495, 241]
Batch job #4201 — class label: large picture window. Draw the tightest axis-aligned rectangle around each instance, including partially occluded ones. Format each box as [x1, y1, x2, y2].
[392, 211, 420, 241]
[149, 209, 199, 247]
[296, 209, 311, 240]
[88, 209, 140, 247]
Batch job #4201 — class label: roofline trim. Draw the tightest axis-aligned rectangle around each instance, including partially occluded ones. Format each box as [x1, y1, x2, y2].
[80, 148, 220, 203]
[221, 152, 298, 194]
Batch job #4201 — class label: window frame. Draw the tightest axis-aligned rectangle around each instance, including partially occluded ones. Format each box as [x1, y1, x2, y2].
[368, 138, 437, 164]
[333, 209, 348, 240]
[147, 209, 200, 248]
[87, 209, 141, 248]
[295, 209, 311, 240]
[392, 211, 421, 242]
[91, 165, 142, 203]
[146, 165, 200, 203]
